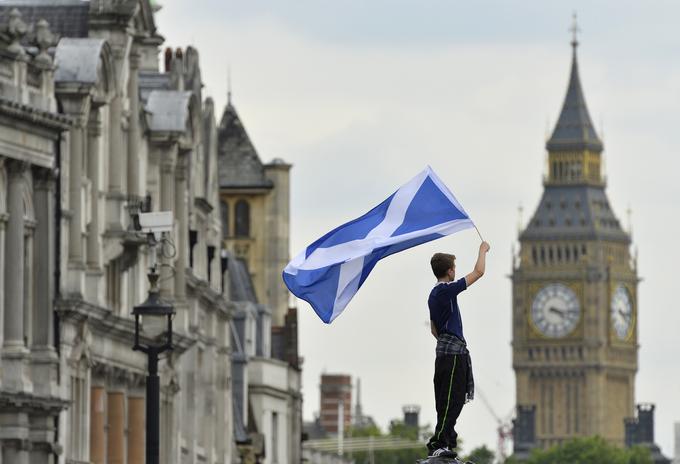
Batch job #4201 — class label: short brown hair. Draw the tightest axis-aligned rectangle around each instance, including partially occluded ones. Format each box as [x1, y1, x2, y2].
[431, 253, 455, 278]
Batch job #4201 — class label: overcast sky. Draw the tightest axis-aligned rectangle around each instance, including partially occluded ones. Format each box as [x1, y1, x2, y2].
[157, 1, 680, 457]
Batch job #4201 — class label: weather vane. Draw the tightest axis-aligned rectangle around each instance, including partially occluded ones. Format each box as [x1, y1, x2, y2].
[570, 12, 580, 49]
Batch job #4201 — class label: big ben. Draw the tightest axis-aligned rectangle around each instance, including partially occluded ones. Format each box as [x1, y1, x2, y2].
[512, 31, 638, 448]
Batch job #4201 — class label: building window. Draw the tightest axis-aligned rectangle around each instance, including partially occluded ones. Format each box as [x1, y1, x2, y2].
[221, 201, 229, 238]
[106, 258, 121, 311]
[272, 411, 279, 464]
[69, 363, 89, 461]
[235, 200, 250, 237]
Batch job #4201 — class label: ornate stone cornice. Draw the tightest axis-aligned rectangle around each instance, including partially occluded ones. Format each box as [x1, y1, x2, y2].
[0, 97, 72, 131]
[56, 297, 195, 355]
[91, 360, 146, 389]
[0, 391, 69, 414]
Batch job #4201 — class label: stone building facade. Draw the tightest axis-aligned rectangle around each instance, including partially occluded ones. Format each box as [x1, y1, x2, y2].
[512, 36, 638, 449]
[0, 8, 72, 463]
[218, 98, 302, 464]
[0, 2, 236, 463]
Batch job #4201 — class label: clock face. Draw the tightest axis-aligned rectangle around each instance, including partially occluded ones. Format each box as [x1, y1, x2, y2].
[611, 285, 633, 340]
[531, 283, 580, 338]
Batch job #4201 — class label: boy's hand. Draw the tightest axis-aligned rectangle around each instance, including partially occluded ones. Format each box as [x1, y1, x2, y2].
[465, 241, 490, 287]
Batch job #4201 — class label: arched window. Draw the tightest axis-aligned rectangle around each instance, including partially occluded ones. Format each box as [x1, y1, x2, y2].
[235, 200, 250, 237]
[221, 201, 230, 238]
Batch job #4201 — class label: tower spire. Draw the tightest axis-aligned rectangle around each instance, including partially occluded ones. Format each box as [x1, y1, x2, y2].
[545, 14, 602, 153]
[570, 12, 580, 50]
[227, 65, 232, 105]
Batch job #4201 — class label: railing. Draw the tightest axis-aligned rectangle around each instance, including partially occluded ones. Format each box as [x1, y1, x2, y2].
[304, 436, 425, 453]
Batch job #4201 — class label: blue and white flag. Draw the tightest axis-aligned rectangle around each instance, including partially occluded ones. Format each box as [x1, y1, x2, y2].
[283, 166, 475, 323]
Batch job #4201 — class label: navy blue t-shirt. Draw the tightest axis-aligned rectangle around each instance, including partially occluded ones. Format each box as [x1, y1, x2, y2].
[428, 278, 468, 340]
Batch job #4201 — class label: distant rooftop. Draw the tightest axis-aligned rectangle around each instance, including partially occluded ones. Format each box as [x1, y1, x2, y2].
[217, 101, 273, 190]
[0, 1, 90, 39]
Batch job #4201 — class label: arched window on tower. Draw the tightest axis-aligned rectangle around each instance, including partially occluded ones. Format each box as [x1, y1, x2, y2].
[221, 201, 230, 238]
[235, 200, 250, 237]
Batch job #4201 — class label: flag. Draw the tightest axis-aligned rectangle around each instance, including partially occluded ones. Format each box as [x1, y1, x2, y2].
[282, 166, 475, 323]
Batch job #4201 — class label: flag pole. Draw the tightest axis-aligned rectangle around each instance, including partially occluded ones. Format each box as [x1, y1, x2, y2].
[473, 224, 484, 242]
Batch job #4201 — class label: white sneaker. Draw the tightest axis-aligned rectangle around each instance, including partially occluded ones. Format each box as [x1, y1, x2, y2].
[431, 447, 456, 458]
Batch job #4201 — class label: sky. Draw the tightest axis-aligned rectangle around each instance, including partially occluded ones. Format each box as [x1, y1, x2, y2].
[156, 1, 680, 457]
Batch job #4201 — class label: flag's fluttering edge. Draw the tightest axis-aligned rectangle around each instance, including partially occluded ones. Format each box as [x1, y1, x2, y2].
[282, 166, 475, 324]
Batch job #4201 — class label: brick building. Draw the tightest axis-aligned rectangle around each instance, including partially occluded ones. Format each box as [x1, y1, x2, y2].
[320, 374, 352, 434]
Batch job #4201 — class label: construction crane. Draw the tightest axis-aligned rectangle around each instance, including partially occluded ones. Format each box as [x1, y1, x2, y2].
[475, 385, 514, 463]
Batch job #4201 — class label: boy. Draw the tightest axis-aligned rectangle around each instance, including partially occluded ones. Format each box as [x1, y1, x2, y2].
[426, 241, 490, 460]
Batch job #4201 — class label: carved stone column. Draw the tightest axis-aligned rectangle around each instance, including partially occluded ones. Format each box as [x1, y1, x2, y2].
[85, 108, 104, 304]
[127, 47, 141, 199]
[67, 113, 88, 296]
[68, 119, 84, 263]
[174, 151, 188, 301]
[2, 159, 32, 393]
[87, 109, 103, 269]
[159, 142, 177, 299]
[106, 91, 126, 232]
[0, 212, 5, 354]
[31, 167, 59, 397]
[55, 89, 90, 295]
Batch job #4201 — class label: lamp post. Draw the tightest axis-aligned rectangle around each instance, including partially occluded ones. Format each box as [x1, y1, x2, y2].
[132, 245, 174, 464]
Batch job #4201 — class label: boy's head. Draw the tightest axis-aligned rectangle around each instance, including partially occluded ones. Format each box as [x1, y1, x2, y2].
[431, 252, 456, 280]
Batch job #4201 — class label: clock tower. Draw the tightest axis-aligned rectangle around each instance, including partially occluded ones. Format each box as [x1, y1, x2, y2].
[512, 34, 638, 449]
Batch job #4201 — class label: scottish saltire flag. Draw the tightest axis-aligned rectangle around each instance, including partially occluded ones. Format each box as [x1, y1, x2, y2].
[283, 166, 475, 323]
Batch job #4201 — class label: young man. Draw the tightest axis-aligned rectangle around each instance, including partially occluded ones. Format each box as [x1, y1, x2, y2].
[426, 241, 490, 460]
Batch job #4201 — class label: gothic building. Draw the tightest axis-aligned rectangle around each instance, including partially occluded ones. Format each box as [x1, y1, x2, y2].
[0, 2, 235, 463]
[218, 97, 291, 327]
[218, 96, 302, 464]
[512, 35, 638, 448]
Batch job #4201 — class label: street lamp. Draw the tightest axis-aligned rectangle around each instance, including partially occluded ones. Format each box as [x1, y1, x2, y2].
[132, 262, 174, 464]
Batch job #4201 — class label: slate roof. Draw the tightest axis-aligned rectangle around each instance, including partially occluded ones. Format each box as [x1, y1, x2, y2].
[145, 90, 192, 132]
[228, 255, 258, 303]
[217, 101, 273, 190]
[53, 37, 104, 83]
[520, 185, 629, 243]
[546, 44, 603, 153]
[0, 0, 89, 39]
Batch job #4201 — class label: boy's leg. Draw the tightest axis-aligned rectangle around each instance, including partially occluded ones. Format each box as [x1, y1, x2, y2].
[441, 354, 469, 450]
[427, 354, 456, 454]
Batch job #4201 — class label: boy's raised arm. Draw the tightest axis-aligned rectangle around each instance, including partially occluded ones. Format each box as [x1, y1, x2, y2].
[465, 241, 490, 287]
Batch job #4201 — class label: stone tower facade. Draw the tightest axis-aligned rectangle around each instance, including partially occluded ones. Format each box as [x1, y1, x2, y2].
[512, 37, 638, 449]
[217, 98, 291, 326]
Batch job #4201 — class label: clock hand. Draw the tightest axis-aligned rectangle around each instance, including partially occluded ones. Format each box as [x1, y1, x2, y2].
[549, 307, 565, 316]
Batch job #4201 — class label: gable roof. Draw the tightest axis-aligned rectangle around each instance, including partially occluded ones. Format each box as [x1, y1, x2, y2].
[217, 101, 273, 190]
